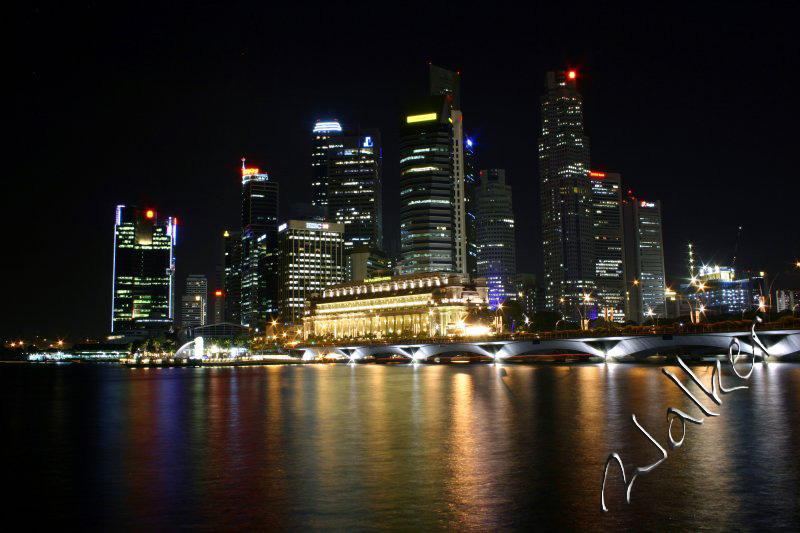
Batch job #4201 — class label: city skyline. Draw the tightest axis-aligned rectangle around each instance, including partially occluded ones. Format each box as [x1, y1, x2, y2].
[9, 3, 800, 339]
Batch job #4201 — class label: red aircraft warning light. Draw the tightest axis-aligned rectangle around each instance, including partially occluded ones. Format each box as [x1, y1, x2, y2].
[568, 70, 576, 80]
[145, 209, 155, 219]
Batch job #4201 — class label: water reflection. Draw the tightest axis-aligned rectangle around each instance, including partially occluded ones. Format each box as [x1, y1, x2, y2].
[1, 363, 797, 530]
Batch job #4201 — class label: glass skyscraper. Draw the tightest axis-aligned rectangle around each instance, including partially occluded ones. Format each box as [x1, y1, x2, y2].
[539, 69, 595, 318]
[311, 119, 343, 211]
[623, 191, 666, 322]
[240, 160, 279, 328]
[475, 169, 516, 309]
[590, 171, 626, 321]
[399, 64, 467, 275]
[326, 129, 383, 251]
[111, 205, 176, 333]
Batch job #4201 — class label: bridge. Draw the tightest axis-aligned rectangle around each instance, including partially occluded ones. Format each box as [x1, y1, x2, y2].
[294, 329, 800, 363]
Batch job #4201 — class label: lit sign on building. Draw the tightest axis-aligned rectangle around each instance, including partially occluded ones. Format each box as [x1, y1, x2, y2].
[640, 201, 655, 208]
[363, 136, 373, 148]
[406, 113, 437, 124]
[214, 290, 223, 297]
[278, 223, 287, 232]
[242, 168, 260, 176]
[305, 222, 330, 230]
[589, 171, 606, 177]
[313, 120, 343, 133]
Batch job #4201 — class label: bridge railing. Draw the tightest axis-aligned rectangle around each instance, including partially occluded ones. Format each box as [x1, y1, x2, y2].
[296, 317, 800, 349]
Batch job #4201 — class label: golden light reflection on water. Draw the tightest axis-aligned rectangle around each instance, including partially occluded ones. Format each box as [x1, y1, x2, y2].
[11, 362, 796, 530]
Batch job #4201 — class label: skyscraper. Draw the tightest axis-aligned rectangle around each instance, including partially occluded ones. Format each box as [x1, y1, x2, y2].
[111, 205, 176, 333]
[277, 220, 345, 324]
[222, 229, 242, 324]
[475, 169, 517, 309]
[311, 119, 343, 211]
[623, 190, 667, 322]
[464, 136, 478, 278]
[539, 69, 595, 318]
[327, 129, 383, 251]
[180, 295, 204, 329]
[399, 64, 466, 275]
[240, 160, 279, 328]
[590, 171, 626, 321]
[184, 274, 208, 326]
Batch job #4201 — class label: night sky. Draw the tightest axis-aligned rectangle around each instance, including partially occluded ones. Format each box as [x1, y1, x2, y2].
[9, 2, 799, 340]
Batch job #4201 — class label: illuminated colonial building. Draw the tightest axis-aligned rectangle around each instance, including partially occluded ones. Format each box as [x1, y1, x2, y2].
[278, 220, 345, 324]
[302, 272, 488, 340]
[539, 69, 595, 318]
[111, 205, 176, 333]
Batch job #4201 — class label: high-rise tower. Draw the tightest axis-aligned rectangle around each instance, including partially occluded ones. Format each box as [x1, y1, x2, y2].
[240, 160, 279, 328]
[464, 136, 478, 278]
[399, 64, 467, 275]
[590, 171, 626, 321]
[327, 129, 383, 251]
[311, 119, 343, 211]
[623, 190, 667, 322]
[539, 69, 595, 317]
[111, 205, 177, 333]
[475, 169, 517, 309]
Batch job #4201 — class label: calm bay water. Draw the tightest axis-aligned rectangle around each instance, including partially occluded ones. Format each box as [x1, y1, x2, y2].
[2, 362, 798, 531]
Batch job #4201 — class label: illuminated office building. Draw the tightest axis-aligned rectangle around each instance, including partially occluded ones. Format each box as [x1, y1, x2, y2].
[623, 191, 666, 321]
[184, 274, 208, 326]
[222, 229, 242, 324]
[681, 266, 768, 316]
[464, 137, 478, 278]
[180, 294, 205, 329]
[399, 64, 467, 275]
[327, 129, 383, 251]
[111, 205, 176, 333]
[240, 160, 279, 328]
[475, 169, 516, 309]
[311, 119, 344, 210]
[278, 219, 345, 324]
[303, 272, 488, 340]
[590, 171, 625, 321]
[539, 69, 595, 318]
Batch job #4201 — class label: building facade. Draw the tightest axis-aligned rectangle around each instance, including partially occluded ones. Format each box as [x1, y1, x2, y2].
[464, 137, 478, 278]
[240, 161, 279, 328]
[623, 191, 667, 321]
[590, 171, 626, 321]
[311, 119, 343, 211]
[399, 64, 467, 275]
[539, 69, 595, 318]
[475, 169, 516, 309]
[327, 129, 383, 251]
[184, 274, 208, 326]
[303, 272, 488, 340]
[111, 205, 176, 333]
[180, 294, 204, 329]
[278, 220, 345, 324]
[222, 229, 242, 324]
